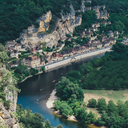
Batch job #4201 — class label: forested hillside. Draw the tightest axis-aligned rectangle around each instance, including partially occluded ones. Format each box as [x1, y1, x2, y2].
[0, 0, 81, 44]
[92, 0, 128, 13]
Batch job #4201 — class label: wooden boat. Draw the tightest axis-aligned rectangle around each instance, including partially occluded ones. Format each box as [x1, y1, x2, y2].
[52, 80, 55, 83]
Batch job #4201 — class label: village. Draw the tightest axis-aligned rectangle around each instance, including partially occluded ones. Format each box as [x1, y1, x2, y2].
[6, 24, 118, 69]
[5, 0, 126, 69]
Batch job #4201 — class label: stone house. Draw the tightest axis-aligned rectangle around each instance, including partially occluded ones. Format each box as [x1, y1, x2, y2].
[5, 40, 17, 51]
[40, 58, 45, 65]
[80, 31, 86, 38]
[109, 38, 116, 44]
[101, 21, 108, 26]
[89, 43, 95, 50]
[89, 36, 97, 41]
[85, 29, 93, 37]
[10, 50, 20, 58]
[114, 31, 119, 38]
[108, 21, 111, 24]
[92, 40, 100, 44]
[36, 46, 43, 53]
[94, 43, 102, 48]
[91, 27, 99, 32]
[92, 23, 100, 28]
[30, 48, 36, 53]
[103, 41, 110, 47]
[103, 37, 116, 47]
[85, 7, 92, 11]
[108, 30, 114, 37]
[102, 36, 108, 42]
[23, 55, 40, 68]
[5, 46, 14, 52]
[14, 44, 21, 51]
[6, 40, 17, 47]
[88, 40, 92, 44]
[86, 0, 92, 3]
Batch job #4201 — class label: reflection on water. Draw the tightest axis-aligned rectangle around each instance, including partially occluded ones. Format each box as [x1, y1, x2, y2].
[18, 55, 103, 128]
[88, 124, 102, 128]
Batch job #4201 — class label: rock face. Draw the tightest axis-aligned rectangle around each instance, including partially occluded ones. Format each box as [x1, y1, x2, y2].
[37, 11, 52, 32]
[0, 67, 20, 128]
[81, 0, 108, 20]
[0, 103, 20, 128]
[92, 5, 108, 20]
[81, 0, 85, 12]
[17, 5, 82, 49]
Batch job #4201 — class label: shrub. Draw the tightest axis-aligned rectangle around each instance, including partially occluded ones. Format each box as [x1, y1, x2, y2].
[88, 98, 97, 108]
[4, 100, 10, 110]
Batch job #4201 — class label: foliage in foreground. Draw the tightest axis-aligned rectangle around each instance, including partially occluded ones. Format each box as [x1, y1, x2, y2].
[16, 104, 63, 128]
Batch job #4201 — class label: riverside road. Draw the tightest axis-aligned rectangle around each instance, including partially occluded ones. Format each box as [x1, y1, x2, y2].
[36, 46, 112, 70]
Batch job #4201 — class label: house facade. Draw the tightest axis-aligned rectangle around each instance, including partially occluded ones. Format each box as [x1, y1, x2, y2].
[23, 55, 40, 68]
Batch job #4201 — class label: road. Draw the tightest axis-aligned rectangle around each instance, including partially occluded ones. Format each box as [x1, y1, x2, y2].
[35, 46, 112, 70]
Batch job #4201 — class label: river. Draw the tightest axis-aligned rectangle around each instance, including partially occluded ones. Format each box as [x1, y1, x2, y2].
[17, 54, 103, 128]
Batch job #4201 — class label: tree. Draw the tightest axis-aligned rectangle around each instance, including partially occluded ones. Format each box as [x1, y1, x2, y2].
[42, 66, 45, 71]
[54, 100, 61, 110]
[107, 100, 118, 116]
[75, 107, 95, 125]
[59, 102, 73, 118]
[56, 124, 64, 128]
[66, 34, 71, 38]
[30, 68, 38, 75]
[0, 44, 8, 63]
[117, 101, 128, 118]
[66, 70, 81, 83]
[0, 44, 6, 52]
[125, 100, 128, 108]
[97, 98, 107, 112]
[56, 77, 84, 101]
[88, 98, 97, 108]
[45, 119, 52, 128]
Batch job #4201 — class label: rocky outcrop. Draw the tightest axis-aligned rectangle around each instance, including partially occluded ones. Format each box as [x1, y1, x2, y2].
[0, 103, 20, 128]
[17, 5, 82, 49]
[92, 5, 108, 20]
[81, 0, 85, 12]
[37, 11, 52, 32]
[0, 67, 20, 128]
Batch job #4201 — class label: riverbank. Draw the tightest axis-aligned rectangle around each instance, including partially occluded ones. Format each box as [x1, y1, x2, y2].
[46, 89, 58, 109]
[43, 47, 111, 71]
[18, 71, 43, 83]
[18, 47, 111, 83]
[46, 89, 78, 122]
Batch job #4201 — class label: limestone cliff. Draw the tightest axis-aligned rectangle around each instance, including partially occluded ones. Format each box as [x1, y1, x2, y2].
[0, 103, 20, 128]
[0, 65, 20, 128]
[16, 0, 109, 49]
[17, 5, 82, 49]
[92, 5, 108, 20]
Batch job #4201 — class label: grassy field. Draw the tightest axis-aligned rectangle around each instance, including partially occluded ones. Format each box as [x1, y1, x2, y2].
[83, 89, 128, 104]
[84, 89, 128, 120]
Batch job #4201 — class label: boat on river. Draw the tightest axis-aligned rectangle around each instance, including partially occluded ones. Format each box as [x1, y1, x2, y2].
[52, 80, 55, 82]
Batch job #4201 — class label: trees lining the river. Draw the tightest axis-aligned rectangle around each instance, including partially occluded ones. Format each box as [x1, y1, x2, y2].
[16, 104, 64, 128]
